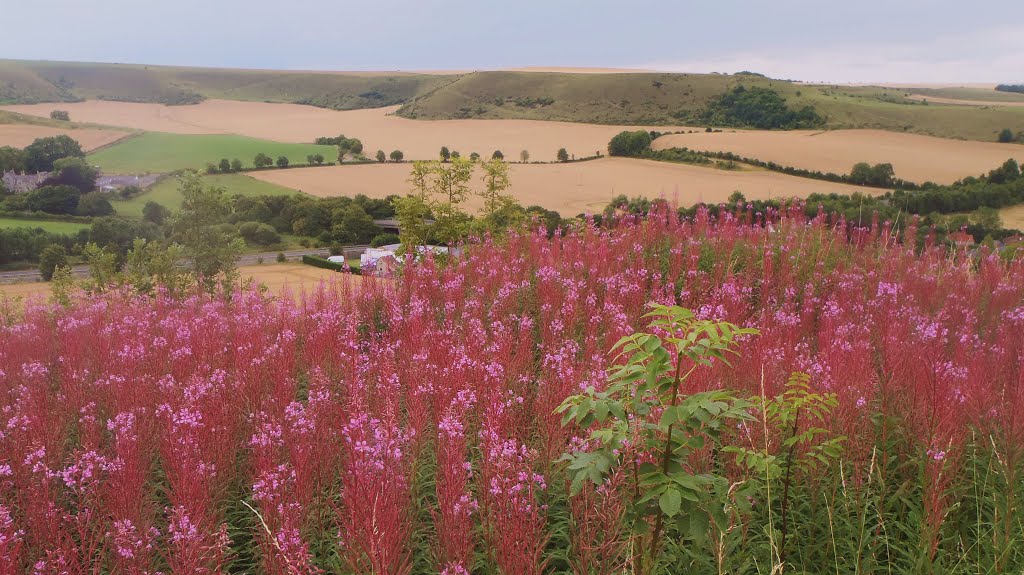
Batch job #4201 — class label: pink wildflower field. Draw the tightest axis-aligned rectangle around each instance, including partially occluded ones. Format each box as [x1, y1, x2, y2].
[1, 205, 1022, 574]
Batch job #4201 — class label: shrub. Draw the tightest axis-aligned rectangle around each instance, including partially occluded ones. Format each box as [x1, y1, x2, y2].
[49, 110, 70, 121]
[608, 130, 653, 156]
[38, 244, 68, 280]
[276, 156, 290, 168]
[301, 254, 345, 271]
[238, 221, 282, 246]
[370, 233, 400, 247]
[998, 128, 1016, 143]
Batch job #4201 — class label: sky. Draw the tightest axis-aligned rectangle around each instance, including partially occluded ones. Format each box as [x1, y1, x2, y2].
[1, 0, 1021, 83]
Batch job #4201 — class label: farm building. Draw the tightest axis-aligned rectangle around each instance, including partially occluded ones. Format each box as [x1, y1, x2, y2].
[1, 171, 48, 193]
[360, 244, 452, 276]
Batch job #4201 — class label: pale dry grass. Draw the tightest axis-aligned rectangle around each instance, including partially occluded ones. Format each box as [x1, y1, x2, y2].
[0, 100, 690, 162]
[0, 264, 358, 304]
[0, 124, 132, 151]
[1000, 205, 1024, 231]
[251, 157, 872, 215]
[903, 94, 1024, 107]
[652, 129, 1024, 185]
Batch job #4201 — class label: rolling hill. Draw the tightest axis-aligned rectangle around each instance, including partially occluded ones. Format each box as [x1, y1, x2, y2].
[0, 60, 1021, 142]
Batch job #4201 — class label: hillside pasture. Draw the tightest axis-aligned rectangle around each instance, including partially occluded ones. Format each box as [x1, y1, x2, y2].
[652, 129, 1024, 185]
[251, 157, 873, 215]
[0, 217, 90, 234]
[113, 173, 299, 217]
[3, 99, 692, 162]
[0, 124, 131, 151]
[86, 132, 338, 173]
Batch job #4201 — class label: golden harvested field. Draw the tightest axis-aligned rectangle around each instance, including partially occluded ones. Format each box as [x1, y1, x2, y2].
[0, 264, 358, 303]
[1001, 205, 1024, 231]
[251, 157, 872, 215]
[0, 124, 131, 151]
[651, 129, 1024, 185]
[0, 100, 689, 162]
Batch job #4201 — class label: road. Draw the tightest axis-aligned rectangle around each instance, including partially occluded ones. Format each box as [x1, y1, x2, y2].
[0, 249, 330, 285]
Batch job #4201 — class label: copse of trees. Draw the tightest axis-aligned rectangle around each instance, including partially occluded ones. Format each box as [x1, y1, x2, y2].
[49, 110, 70, 121]
[608, 130, 653, 156]
[23, 135, 85, 173]
[686, 86, 825, 130]
[254, 153, 274, 168]
[995, 84, 1024, 94]
[849, 162, 895, 187]
[25, 185, 81, 214]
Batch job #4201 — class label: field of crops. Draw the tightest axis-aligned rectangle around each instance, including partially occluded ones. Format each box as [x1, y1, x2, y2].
[86, 132, 338, 173]
[0, 209, 1022, 574]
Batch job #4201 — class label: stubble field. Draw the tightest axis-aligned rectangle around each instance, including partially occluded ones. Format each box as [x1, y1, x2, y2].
[1, 100, 690, 162]
[251, 156, 874, 215]
[651, 129, 1024, 185]
[0, 124, 131, 151]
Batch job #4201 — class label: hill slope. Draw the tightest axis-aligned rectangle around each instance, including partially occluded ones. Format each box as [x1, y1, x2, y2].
[397, 71, 1024, 141]
[0, 60, 457, 108]
[1, 60, 1021, 142]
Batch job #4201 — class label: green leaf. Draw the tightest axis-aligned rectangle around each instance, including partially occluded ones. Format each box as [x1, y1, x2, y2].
[659, 489, 682, 517]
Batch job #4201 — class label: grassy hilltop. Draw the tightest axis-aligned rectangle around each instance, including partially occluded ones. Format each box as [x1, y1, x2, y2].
[0, 59, 457, 108]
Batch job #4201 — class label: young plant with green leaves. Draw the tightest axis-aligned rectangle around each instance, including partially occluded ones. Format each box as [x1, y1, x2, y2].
[558, 304, 759, 575]
[724, 372, 844, 566]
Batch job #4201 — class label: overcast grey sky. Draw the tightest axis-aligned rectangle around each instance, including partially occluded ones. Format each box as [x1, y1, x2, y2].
[2, 0, 1021, 83]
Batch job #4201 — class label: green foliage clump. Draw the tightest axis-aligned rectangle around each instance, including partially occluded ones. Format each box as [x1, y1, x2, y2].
[696, 86, 824, 129]
[24, 134, 85, 173]
[370, 233, 400, 247]
[608, 130, 653, 157]
[38, 244, 68, 281]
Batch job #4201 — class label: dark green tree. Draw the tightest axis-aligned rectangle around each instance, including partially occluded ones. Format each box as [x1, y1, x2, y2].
[76, 192, 115, 216]
[174, 173, 245, 291]
[440, 146, 451, 162]
[254, 153, 273, 168]
[390, 150, 404, 162]
[219, 158, 232, 173]
[0, 146, 27, 173]
[557, 148, 570, 162]
[143, 201, 171, 225]
[998, 128, 1015, 143]
[27, 185, 80, 214]
[42, 157, 98, 193]
[38, 244, 68, 281]
[276, 156, 290, 168]
[231, 158, 243, 172]
[376, 150, 387, 163]
[491, 150, 504, 160]
[24, 135, 85, 173]
[608, 130, 653, 156]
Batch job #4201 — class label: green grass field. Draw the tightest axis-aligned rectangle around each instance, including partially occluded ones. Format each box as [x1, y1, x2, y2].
[0, 217, 89, 234]
[87, 132, 338, 173]
[113, 173, 300, 217]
